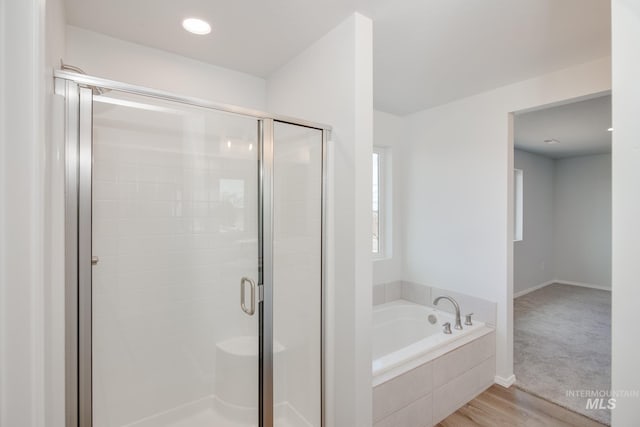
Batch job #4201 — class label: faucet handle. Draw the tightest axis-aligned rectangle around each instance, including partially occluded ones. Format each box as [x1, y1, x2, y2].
[464, 313, 474, 326]
[442, 322, 452, 334]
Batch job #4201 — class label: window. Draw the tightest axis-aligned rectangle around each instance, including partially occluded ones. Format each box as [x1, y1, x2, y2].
[514, 169, 523, 242]
[373, 152, 380, 253]
[372, 148, 386, 256]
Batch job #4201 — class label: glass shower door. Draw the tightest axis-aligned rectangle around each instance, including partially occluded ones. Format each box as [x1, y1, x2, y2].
[272, 122, 323, 427]
[91, 90, 261, 427]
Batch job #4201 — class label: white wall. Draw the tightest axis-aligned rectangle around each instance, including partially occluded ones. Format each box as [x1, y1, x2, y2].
[1, 0, 66, 425]
[514, 151, 612, 295]
[554, 154, 611, 288]
[611, 0, 640, 424]
[267, 13, 373, 427]
[373, 110, 405, 285]
[513, 149, 555, 295]
[66, 26, 267, 110]
[1, 0, 49, 425]
[44, 1, 67, 426]
[402, 57, 610, 383]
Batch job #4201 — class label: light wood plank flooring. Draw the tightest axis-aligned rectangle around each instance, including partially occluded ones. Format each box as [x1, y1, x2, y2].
[436, 385, 607, 427]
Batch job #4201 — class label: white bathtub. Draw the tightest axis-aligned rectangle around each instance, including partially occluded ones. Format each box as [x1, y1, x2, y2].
[372, 300, 493, 386]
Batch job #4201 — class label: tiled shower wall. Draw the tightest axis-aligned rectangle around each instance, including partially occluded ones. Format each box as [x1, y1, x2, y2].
[91, 97, 261, 425]
[91, 94, 323, 427]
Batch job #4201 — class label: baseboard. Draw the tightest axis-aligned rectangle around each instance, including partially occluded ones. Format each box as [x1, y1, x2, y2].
[494, 374, 516, 388]
[513, 279, 611, 299]
[554, 279, 611, 292]
[513, 281, 554, 299]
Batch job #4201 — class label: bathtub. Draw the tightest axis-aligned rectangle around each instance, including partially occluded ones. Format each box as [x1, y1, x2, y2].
[372, 300, 493, 387]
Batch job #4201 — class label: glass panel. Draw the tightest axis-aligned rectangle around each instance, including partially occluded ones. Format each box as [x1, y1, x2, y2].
[91, 90, 260, 427]
[273, 122, 323, 427]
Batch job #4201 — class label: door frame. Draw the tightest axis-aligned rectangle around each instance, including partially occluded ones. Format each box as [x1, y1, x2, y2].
[57, 71, 330, 427]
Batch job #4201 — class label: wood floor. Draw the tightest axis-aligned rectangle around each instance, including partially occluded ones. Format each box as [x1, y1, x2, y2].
[436, 385, 607, 427]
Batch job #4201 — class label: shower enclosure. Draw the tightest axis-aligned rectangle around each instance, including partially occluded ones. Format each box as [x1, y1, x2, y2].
[57, 71, 327, 427]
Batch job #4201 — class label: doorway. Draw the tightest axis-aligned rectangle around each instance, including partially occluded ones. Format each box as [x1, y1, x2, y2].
[512, 93, 612, 425]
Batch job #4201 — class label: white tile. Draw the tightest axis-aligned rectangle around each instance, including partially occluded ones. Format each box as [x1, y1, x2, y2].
[402, 281, 431, 305]
[94, 200, 119, 220]
[93, 160, 118, 182]
[430, 286, 497, 327]
[374, 393, 432, 427]
[432, 332, 495, 387]
[94, 180, 120, 200]
[373, 284, 386, 305]
[118, 162, 139, 182]
[432, 356, 495, 424]
[385, 281, 402, 302]
[373, 362, 433, 422]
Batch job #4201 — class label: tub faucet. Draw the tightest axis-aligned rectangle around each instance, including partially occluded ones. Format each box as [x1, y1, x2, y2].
[433, 296, 463, 330]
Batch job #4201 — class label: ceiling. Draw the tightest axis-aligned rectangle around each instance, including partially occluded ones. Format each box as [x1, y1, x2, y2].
[63, 0, 611, 115]
[514, 94, 612, 159]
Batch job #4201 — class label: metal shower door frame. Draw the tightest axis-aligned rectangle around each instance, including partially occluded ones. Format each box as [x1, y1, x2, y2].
[57, 71, 329, 427]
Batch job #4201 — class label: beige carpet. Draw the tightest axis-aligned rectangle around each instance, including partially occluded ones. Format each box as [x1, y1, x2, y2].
[514, 283, 611, 425]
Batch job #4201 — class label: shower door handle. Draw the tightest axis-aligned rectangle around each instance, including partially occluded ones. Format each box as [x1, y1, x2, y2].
[240, 277, 256, 316]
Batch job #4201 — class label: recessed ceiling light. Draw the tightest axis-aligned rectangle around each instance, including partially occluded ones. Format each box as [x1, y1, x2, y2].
[182, 18, 211, 35]
[608, 128, 613, 132]
[544, 139, 560, 145]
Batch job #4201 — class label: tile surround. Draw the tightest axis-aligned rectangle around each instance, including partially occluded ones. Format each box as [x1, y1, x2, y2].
[373, 361, 433, 422]
[401, 281, 430, 305]
[372, 281, 497, 426]
[432, 332, 495, 388]
[373, 281, 496, 327]
[373, 393, 432, 427]
[430, 286, 497, 327]
[372, 284, 386, 305]
[432, 355, 496, 424]
[372, 330, 496, 427]
[385, 281, 402, 302]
